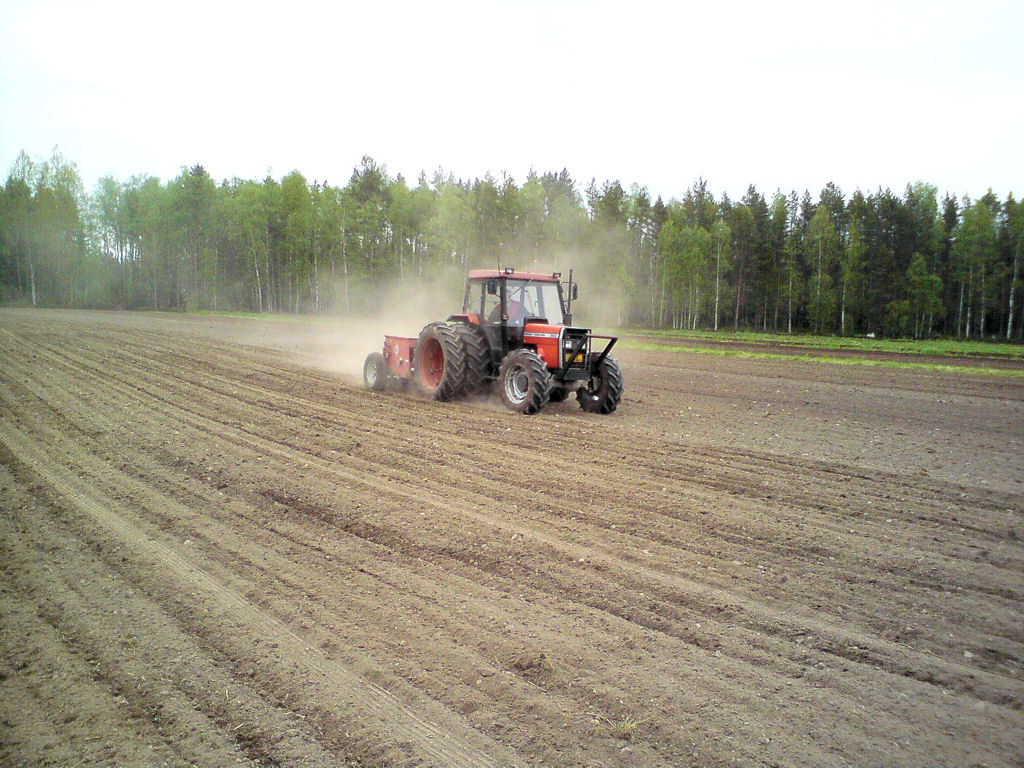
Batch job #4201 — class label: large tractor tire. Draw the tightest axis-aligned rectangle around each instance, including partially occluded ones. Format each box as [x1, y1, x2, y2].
[414, 322, 466, 400]
[577, 354, 623, 414]
[363, 352, 388, 392]
[454, 322, 490, 395]
[498, 349, 552, 414]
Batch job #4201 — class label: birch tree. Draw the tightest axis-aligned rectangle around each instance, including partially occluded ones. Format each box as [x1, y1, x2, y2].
[806, 206, 838, 334]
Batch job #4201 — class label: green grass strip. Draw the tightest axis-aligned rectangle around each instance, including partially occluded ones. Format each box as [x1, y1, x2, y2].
[618, 339, 1024, 377]
[620, 328, 1024, 360]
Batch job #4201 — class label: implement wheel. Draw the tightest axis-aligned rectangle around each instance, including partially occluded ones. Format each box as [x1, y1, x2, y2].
[577, 354, 623, 414]
[414, 322, 465, 401]
[363, 352, 388, 392]
[498, 349, 551, 414]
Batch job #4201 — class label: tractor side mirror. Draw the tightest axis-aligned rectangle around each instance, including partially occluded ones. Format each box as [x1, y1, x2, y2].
[486, 279, 498, 295]
[571, 284, 579, 300]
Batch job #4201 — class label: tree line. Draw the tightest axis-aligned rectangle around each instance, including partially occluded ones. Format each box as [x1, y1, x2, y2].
[1, 148, 1021, 340]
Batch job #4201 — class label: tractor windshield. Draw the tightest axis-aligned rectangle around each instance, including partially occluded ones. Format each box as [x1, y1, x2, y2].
[505, 279, 564, 325]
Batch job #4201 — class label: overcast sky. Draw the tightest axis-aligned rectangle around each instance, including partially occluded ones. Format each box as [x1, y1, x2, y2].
[1, 0, 1020, 203]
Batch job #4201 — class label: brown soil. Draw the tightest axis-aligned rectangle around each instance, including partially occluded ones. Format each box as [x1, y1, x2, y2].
[1, 308, 1022, 768]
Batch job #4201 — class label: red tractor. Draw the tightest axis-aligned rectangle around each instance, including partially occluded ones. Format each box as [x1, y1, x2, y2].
[363, 268, 623, 414]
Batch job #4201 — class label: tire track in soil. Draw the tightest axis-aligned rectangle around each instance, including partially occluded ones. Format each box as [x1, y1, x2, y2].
[99, 326, 1023, 559]
[15, 326, 1023, 702]
[10, 326, 1024, 666]
[6, 339, 720, 765]
[0, 389, 611, 765]
[0, 333, 765, 765]
[0, 462, 344, 768]
[8, 335, 1024, 757]
[40, 324, 1020, 588]
[2, 329, 753, 765]
[2, 314, 1022, 767]
[0, 417, 523, 768]
[7, 326, 1022, 710]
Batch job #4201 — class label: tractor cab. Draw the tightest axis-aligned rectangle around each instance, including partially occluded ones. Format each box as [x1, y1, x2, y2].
[456, 268, 585, 374]
[457, 269, 576, 363]
[463, 268, 572, 328]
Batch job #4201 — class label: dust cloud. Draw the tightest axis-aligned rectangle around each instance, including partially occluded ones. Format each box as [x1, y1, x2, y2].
[303, 266, 467, 381]
[224, 255, 627, 386]
[513, 243, 632, 329]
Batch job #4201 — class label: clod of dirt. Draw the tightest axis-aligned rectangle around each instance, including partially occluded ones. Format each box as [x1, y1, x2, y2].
[512, 651, 549, 672]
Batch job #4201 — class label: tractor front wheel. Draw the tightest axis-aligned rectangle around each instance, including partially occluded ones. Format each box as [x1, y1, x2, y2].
[577, 355, 623, 414]
[498, 349, 552, 414]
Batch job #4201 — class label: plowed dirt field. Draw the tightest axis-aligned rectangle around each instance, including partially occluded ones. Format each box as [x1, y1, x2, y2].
[2, 308, 1022, 768]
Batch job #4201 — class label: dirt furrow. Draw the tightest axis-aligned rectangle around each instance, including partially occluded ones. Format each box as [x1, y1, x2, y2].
[32, 326, 1013, 592]
[4, 326, 1018, 715]
[22, 331, 1015, 692]
[2, 310, 1022, 768]
[2, 341, 733, 763]
[101, 328, 1021, 573]
[2, 342, 1015, 757]
[0, 417, 523, 768]
[0, 464, 346, 768]
[1, 334, 754, 765]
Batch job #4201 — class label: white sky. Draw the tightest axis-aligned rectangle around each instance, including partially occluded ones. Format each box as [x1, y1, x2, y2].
[1, 0, 1020, 202]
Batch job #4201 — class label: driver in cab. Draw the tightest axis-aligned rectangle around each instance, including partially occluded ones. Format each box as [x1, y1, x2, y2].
[490, 289, 529, 325]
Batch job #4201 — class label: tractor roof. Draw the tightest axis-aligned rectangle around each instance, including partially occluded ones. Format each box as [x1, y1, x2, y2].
[467, 268, 562, 283]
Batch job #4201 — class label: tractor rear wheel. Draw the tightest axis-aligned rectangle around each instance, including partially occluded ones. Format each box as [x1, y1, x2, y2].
[577, 354, 623, 414]
[363, 352, 388, 392]
[454, 322, 490, 395]
[498, 349, 552, 414]
[414, 322, 466, 401]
